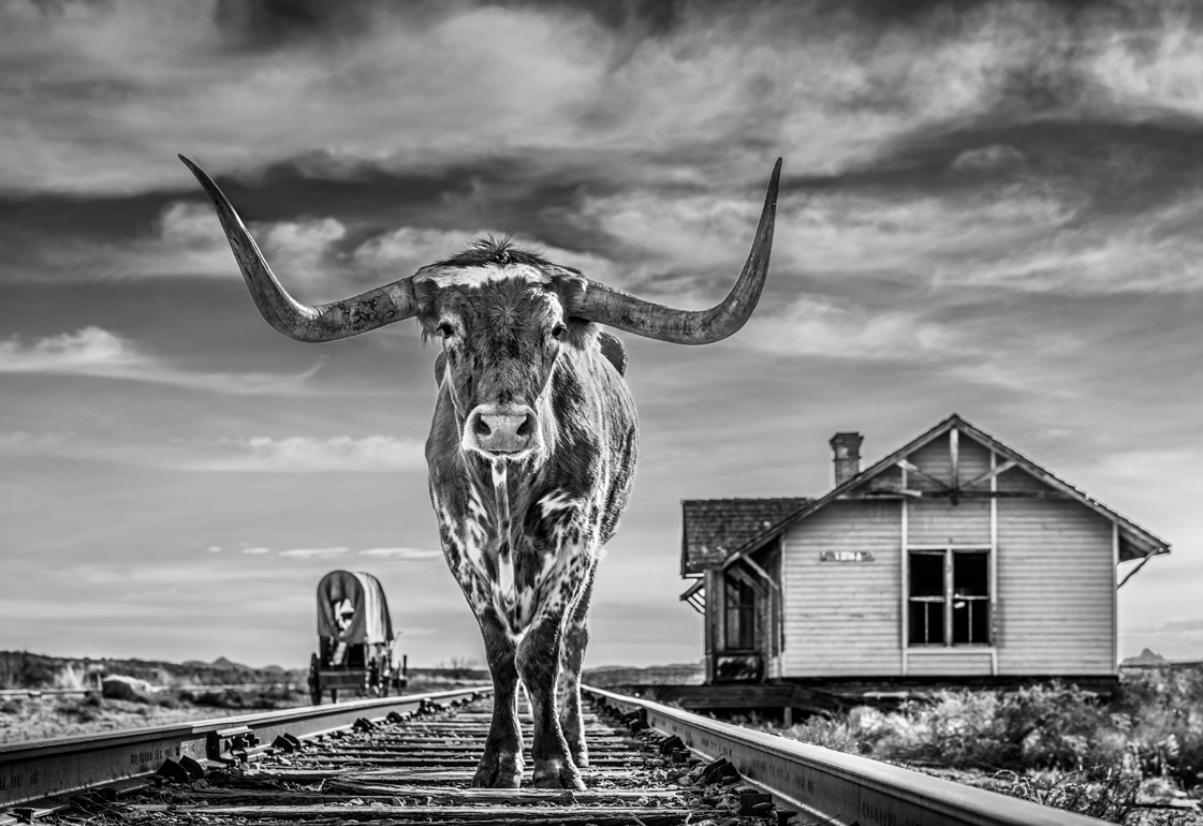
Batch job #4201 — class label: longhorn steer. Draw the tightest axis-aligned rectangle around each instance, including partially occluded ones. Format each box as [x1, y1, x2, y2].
[181, 155, 781, 789]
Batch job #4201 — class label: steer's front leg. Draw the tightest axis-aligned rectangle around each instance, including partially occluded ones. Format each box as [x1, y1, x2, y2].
[559, 561, 596, 768]
[472, 610, 523, 788]
[517, 611, 583, 790]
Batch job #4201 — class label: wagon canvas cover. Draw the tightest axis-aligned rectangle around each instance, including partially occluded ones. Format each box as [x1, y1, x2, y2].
[316, 570, 396, 644]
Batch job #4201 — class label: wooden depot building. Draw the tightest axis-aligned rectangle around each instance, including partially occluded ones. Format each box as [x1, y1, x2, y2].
[679, 414, 1170, 691]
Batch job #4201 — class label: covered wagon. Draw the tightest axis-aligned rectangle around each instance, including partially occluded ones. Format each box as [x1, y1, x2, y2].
[308, 570, 407, 704]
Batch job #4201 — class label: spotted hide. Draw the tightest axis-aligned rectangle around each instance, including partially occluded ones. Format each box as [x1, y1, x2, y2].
[181, 154, 781, 790]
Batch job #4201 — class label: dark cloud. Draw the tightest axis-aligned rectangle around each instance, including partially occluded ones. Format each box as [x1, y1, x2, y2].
[211, 0, 445, 47]
[787, 116, 1203, 219]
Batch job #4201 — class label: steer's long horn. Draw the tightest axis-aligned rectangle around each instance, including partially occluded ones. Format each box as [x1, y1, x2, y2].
[180, 155, 418, 342]
[574, 158, 781, 345]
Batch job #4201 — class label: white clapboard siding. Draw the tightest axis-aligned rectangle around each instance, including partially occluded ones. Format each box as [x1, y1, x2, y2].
[906, 650, 993, 676]
[908, 498, 991, 546]
[908, 438, 949, 492]
[774, 434, 1117, 679]
[781, 501, 902, 676]
[996, 495, 1115, 674]
[908, 432, 992, 490]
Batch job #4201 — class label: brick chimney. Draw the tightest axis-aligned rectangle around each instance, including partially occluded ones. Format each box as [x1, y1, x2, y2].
[829, 431, 864, 486]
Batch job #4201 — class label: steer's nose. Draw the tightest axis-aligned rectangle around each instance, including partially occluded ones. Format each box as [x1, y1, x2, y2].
[464, 405, 537, 456]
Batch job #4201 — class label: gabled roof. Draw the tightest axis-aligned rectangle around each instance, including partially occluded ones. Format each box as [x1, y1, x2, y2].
[680, 497, 809, 576]
[683, 414, 1170, 573]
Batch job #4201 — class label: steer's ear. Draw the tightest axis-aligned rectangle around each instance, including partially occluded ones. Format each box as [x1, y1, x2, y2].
[434, 352, 447, 385]
[598, 331, 628, 376]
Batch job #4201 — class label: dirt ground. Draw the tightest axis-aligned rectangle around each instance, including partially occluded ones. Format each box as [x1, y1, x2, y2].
[0, 680, 474, 744]
[0, 693, 287, 744]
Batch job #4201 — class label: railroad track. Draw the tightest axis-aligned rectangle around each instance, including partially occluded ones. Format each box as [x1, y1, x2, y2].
[1, 685, 1112, 825]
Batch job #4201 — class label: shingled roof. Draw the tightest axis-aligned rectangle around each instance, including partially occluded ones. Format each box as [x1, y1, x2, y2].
[681, 497, 809, 576]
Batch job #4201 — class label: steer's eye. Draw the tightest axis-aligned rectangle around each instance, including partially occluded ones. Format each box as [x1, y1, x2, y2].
[437, 322, 455, 339]
[551, 323, 567, 340]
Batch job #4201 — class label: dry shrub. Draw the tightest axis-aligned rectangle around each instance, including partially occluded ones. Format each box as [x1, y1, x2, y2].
[1115, 667, 1203, 792]
[55, 695, 103, 724]
[779, 714, 862, 754]
[987, 767, 1143, 823]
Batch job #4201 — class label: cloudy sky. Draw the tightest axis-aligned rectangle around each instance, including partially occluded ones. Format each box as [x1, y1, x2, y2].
[2, 0, 1202, 670]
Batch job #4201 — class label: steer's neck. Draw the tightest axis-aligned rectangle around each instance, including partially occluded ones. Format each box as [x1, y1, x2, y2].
[462, 451, 542, 535]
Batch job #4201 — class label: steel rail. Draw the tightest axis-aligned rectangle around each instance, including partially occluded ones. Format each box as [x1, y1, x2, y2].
[0, 685, 489, 811]
[584, 685, 1111, 826]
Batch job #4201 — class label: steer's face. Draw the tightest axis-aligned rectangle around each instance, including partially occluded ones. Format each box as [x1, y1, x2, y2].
[415, 264, 584, 462]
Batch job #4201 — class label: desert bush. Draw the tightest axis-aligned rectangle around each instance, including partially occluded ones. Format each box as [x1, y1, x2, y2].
[995, 683, 1118, 773]
[101, 675, 155, 704]
[192, 689, 245, 709]
[186, 687, 290, 710]
[55, 696, 102, 723]
[778, 714, 863, 754]
[1116, 667, 1203, 792]
[988, 767, 1143, 823]
[878, 691, 1015, 768]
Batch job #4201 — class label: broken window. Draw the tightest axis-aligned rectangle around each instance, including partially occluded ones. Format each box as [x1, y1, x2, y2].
[724, 577, 756, 650]
[908, 552, 945, 645]
[908, 549, 991, 646]
[952, 551, 990, 644]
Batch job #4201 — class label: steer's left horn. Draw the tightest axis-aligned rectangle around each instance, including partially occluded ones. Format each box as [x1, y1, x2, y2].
[573, 158, 781, 345]
[180, 155, 419, 342]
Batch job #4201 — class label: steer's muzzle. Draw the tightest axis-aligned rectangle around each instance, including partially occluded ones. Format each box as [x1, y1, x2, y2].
[463, 404, 538, 458]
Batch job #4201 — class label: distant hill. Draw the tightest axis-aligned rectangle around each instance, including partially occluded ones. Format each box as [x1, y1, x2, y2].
[0, 650, 302, 690]
[1122, 648, 1169, 666]
[212, 656, 255, 671]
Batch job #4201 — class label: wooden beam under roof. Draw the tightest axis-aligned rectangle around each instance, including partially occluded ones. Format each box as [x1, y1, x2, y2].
[843, 488, 1074, 501]
[963, 459, 1018, 489]
[895, 459, 951, 492]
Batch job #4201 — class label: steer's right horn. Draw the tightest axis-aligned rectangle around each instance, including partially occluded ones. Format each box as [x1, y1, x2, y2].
[573, 158, 781, 345]
[180, 155, 419, 342]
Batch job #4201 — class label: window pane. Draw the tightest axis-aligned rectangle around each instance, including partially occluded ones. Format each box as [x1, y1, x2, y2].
[725, 579, 756, 649]
[953, 552, 988, 597]
[953, 598, 991, 644]
[972, 600, 990, 643]
[908, 600, 945, 644]
[910, 553, 944, 597]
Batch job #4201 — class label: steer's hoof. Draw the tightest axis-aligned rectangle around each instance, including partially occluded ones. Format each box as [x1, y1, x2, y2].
[532, 757, 586, 790]
[568, 743, 590, 769]
[472, 751, 523, 789]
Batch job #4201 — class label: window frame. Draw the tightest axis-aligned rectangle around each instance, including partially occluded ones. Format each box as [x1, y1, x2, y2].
[723, 576, 758, 651]
[906, 546, 992, 648]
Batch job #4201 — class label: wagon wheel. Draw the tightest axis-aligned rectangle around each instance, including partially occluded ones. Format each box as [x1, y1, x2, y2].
[307, 653, 321, 706]
[368, 659, 382, 697]
[378, 659, 391, 698]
